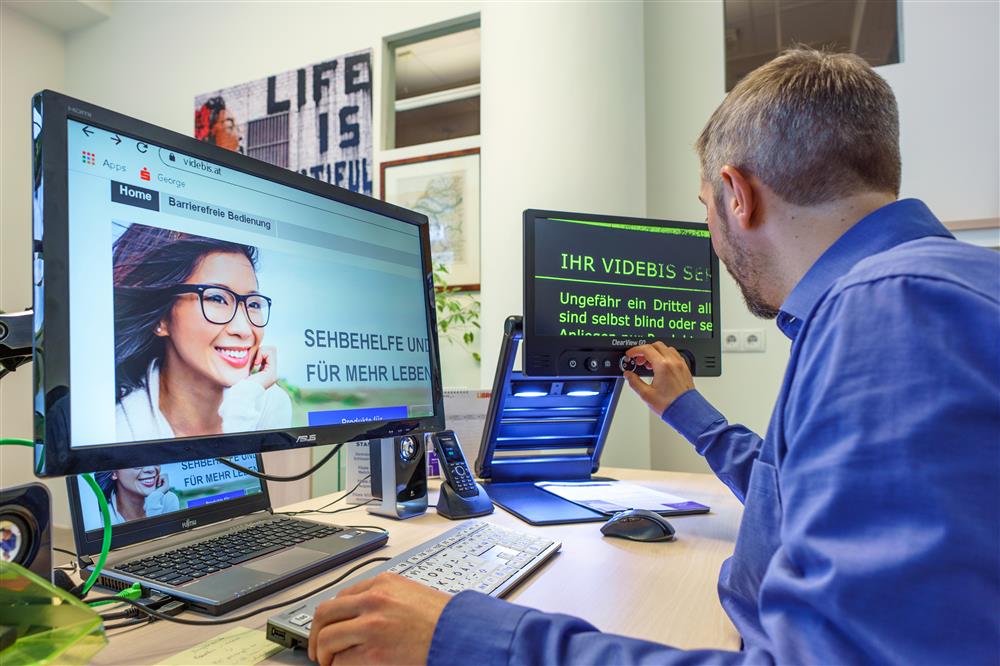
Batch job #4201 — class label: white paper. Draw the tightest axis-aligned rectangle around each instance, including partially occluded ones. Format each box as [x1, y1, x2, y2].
[156, 626, 282, 665]
[345, 439, 373, 504]
[535, 480, 709, 514]
[443, 389, 492, 467]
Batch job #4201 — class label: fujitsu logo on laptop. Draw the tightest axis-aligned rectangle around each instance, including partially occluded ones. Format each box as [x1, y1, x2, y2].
[181, 518, 197, 529]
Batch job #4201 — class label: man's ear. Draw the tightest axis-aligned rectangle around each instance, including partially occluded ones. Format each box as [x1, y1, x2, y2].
[719, 165, 757, 232]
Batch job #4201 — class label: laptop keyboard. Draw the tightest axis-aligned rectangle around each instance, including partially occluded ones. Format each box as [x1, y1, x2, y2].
[114, 517, 343, 586]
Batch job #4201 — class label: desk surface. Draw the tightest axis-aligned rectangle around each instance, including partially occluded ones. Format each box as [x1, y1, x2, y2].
[92, 468, 743, 664]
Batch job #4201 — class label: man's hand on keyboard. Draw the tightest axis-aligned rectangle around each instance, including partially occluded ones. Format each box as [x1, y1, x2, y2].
[308, 572, 450, 666]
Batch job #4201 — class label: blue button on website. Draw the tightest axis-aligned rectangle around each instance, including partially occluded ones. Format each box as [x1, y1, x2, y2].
[187, 489, 247, 508]
[308, 406, 408, 426]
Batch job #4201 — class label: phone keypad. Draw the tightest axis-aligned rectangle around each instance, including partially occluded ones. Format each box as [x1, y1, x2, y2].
[449, 464, 478, 497]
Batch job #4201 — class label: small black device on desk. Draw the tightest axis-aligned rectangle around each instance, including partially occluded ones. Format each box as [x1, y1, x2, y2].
[601, 509, 676, 542]
[475, 316, 624, 526]
[430, 430, 493, 519]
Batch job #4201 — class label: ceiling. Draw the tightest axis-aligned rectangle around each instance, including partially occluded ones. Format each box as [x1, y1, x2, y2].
[395, 27, 481, 100]
[724, 0, 899, 89]
[6, 0, 112, 33]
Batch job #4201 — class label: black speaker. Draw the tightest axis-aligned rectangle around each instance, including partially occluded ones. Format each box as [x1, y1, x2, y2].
[0, 483, 52, 581]
[368, 436, 427, 519]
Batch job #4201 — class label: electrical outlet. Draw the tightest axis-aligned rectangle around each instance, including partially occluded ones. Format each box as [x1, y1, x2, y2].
[743, 329, 766, 353]
[722, 329, 743, 352]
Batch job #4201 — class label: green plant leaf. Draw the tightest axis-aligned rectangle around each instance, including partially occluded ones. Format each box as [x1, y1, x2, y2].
[431, 272, 481, 364]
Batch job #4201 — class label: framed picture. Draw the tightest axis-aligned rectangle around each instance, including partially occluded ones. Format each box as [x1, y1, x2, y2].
[381, 148, 480, 291]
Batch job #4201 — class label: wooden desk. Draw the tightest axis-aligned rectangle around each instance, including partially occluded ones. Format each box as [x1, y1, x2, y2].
[92, 468, 743, 664]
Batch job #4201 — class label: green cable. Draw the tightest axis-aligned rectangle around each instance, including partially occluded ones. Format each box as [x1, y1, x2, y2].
[88, 582, 141, 607]
[0, 437, 112, 596]
[79, 471, 111, 594]
[0, 438, 34, 447]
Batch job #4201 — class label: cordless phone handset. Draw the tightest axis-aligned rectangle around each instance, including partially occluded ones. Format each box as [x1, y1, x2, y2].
[431, 430, 479, 498]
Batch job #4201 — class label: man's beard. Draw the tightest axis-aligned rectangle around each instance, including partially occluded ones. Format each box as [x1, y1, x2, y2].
[719, 216, 780, 320]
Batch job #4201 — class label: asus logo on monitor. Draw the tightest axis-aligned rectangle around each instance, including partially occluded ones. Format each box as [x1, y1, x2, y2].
[296, 434, 317, 443]
[181, 518, 198, 529]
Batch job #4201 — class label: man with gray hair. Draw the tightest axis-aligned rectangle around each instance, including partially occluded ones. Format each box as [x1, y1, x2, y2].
[307, 48, 999, 665]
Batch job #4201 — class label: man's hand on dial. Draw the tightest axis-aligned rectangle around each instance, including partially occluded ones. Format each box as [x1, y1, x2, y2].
[623, 342, 695, 415]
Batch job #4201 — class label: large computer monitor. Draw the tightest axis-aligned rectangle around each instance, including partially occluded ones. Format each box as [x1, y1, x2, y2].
[31, 90, 444, 477]
[523, 209, 721, 377]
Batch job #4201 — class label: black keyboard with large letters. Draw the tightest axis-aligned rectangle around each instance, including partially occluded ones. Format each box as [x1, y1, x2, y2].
[113, 517, 343, 586]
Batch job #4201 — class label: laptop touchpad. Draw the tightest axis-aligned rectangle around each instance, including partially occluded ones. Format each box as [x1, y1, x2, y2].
[244, 547, 327, 575]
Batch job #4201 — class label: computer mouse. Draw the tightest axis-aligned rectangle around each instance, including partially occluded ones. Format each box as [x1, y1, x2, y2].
[600, 509, 676, 542]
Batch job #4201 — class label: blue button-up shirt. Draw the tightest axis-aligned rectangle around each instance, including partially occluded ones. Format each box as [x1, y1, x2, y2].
[427, 199, 1000, 665]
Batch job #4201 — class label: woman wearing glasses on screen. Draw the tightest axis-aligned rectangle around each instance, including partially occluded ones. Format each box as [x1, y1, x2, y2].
[112, 223, 291, 441]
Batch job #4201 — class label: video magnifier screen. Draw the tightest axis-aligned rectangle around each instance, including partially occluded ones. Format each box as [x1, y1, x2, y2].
[530, 216, 715, 341]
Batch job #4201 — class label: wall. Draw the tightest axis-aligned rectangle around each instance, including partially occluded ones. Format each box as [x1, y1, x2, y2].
[0, 6, 69, 518]
[642, 0, 1000, 473]
[883, 1, 999, 221]
[478, 2, 651, 469]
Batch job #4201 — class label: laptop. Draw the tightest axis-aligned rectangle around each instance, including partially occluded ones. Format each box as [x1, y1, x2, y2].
[66, 454, 387, 615]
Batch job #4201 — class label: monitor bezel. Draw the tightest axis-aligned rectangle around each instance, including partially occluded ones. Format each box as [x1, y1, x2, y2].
[66, 454, 271, 557]
[522, 208, 722, 377]
[32, 89, 445, 477]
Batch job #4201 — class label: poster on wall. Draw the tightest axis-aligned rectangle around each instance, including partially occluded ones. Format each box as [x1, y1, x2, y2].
[194, 49, 373, 195]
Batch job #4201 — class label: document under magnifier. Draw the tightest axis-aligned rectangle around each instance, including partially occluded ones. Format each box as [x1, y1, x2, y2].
[474, 316, 624, 525]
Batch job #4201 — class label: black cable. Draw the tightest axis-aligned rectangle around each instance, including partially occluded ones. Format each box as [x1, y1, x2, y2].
[344, 525, 389, 534]
[100, 608, 138, 622]
[297, 500, 375, 516]
[103, 617, 153, 631]
[277, 499, 375, 518]
[88, 556, 391, 628]
[317, 474, 370, 510]
[215, 442, 343, 482]
[53, 546, 78, 559]
[276, 475, 371, 517]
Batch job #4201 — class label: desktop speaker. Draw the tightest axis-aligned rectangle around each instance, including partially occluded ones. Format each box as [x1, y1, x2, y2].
[0, 483, 52, 581]
[367, 436, 428, 519]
